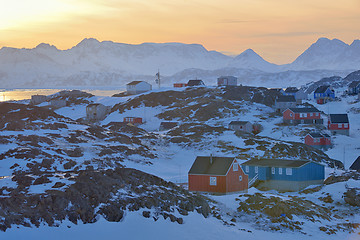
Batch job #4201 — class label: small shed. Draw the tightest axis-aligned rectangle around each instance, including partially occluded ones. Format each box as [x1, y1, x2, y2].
[241, 158, 325, 192]
[159, 122, 178, 131]
[217, 76, 237, 86]
[187, 80, 205, 86]
[173, 83, 187, 88]
[124, 117, 143, 125]
[30, 95, 48, 105]
[350, 156, 360, 172]
[274, 95, 296, 113]
[86, 103, 110, 121]
[328, 114, 349, 136]
[188, 156, 248, 194]
[229, 121, 253, 133]
[50, 99, 67, 109]
[126, 81, 152, 95]
[304, 132, 332, 150]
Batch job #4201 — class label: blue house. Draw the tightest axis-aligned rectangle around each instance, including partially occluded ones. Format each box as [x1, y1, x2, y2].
[241, 158, 325, 191]
[314, 85, 335, 104]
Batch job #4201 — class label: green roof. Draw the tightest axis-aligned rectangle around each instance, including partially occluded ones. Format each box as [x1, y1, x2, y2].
[188, 156, 235, 176]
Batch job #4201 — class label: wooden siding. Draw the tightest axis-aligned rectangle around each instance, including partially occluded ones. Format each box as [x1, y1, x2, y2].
[226, 162, 248, 192]
[188, 175, 227, 193]
[305, 135, 331, 146]
[241, 162, 324, 182]
[188, 161, 248, 193]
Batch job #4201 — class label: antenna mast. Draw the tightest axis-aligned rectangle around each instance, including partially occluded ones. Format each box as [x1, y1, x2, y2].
[155, 70, 160, 89]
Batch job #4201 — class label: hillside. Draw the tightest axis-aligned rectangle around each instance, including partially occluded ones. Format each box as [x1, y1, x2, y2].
[0, 82, 359, 240]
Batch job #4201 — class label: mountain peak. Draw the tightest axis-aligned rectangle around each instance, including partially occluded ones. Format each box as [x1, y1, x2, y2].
[35, 43, 58, 50]
[76, 38, 101, 47]
[313, 37, 347, 47]
[235, 48, 262, 59]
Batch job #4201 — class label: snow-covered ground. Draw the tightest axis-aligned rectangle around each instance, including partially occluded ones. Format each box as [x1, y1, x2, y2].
[0, 86, 359, 239]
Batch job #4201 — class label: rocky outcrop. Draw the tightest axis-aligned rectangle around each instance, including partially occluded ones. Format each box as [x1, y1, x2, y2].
[0, 168, 210, 232]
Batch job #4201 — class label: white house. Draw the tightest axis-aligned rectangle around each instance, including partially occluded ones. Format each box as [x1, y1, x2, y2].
[86, 103, 110, 121]
[126, 81, 152, 95]
[217, 76, 237, 86]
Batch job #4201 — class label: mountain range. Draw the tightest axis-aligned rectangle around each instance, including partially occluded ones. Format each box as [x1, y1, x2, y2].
[0, 37, 359, 88]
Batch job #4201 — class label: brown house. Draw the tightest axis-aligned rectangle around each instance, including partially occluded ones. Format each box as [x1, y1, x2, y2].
[188, 156, 248, 194]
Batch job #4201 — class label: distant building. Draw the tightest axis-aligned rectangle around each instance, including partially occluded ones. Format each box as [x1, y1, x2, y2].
[50, 99, 67, 109]
[328, 114, 349, 136]
[228, 121, 253, 133]
[304, 132, 332, 150]
[241, 158, 325, 192]
[350, 156, 360, 172]
[314, 85, 335, 104]
[283, 87, 307, 104]
[123, 117, 143, 125]
[30, 95, 47, 105]
[126, 81, 152, 95]
[173, 83, 187, 88]
[86, 103, 110, 121]
[159, 122, 178, 131]
[269, 88, 285, 94]
[187, 79, 205, 86]
[188, 156, 248, 194]
[283, 107, 323, 125]
[274, 95, 297, 113]
[348, 81, 360, 95]
[217, 76, 237, 86]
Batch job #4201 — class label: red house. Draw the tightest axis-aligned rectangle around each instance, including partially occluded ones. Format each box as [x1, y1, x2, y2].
[283, 107, 323, 125]
[123, 117, 143, 125]
[328, 114, 349, 136]
[304, 132, 332, 150]
[188, 156, 248, 194]
[173, 83, 187, 88]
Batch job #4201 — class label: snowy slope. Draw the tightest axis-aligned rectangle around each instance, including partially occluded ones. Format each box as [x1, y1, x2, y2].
[0, 80, 360, 239]
[228, 49, 280, 72]
[290, 38, 360, 70]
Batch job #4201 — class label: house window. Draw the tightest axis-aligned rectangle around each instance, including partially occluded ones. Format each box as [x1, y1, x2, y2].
[245, 166, 249, 173]
[290, 120, 293, 124]
[300, 113, 307, 118]
[344, 123, 348, 128]
[309, 113, 313, 117]
[338, 123, 342, 128]
[233, 163, 238, 171]
[255, 166, 258, 173]
[286, 168, 292, 175]
[239, 175, 242, 182]
[301, 120, 304, 124]
[271, 167, 275, 174]
[210, 177, 217, 186]
[290, 113, 293, 117]
[279, 168, 283, 175]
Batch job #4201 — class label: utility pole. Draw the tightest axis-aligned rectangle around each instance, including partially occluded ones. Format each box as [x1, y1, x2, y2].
[155, 70, 160, 89]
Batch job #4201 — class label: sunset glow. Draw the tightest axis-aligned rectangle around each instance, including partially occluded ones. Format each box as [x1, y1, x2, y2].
[0, 0, 359, 64]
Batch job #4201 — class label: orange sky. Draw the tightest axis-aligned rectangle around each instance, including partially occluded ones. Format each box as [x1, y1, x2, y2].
[0, 0, 359, 64]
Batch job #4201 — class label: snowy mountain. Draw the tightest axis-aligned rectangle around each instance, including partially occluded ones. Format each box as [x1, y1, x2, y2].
[290, 38, 360, 70]
[228, 49, 280, 72]
[0, 37, 359, 88]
